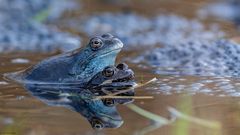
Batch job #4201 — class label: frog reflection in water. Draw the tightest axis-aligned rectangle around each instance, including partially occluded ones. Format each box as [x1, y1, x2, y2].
[5, 34, 136, 129]
[7, 33, 123, 83]
[23, 63, 136, 129]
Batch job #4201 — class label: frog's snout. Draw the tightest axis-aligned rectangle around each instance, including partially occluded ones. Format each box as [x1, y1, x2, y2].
[91, 33, 123, 51]
[102, 33, 123, 48]
[112, 37, 123, 48]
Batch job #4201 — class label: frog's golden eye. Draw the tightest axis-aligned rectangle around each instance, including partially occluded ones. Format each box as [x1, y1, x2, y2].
[102, 66, 115, 77]
[90, 38, 103, 51]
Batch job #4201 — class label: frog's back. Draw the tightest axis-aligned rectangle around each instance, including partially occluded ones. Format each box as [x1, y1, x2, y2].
[5, 51, 76, 83]
[5, 33, 124, 84]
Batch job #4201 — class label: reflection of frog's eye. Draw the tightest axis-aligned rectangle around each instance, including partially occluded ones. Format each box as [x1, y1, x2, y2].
[103, 67, 115, 77]
[91, 118, 104, 130]
[103, 98, 116, 107]
[90, 38, 103, 51]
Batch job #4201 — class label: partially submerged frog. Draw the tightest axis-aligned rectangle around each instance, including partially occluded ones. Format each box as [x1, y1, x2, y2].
[6, 33, 123, 83]
[87, 63, 136, 106]
[21, 63, 136, 129]
[4, 34, 135, 129]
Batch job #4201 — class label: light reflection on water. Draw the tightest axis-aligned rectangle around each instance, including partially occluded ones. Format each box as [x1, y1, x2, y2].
[0, 52, 240, 135]
[0, 0, 240, 135]
[147, 75, 240, 97]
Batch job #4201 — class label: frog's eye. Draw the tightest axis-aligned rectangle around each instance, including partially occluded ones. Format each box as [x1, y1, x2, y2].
[90, 38, 103, 51]
[91, 118, 104, 130]
[102, 98, 116, 107]
[102, 66, 115, 77]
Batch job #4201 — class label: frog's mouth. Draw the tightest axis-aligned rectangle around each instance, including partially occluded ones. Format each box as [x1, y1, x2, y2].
[73, 47, 122, 73]
[71, 36, 124, 75]
[100, 79, 136, 91]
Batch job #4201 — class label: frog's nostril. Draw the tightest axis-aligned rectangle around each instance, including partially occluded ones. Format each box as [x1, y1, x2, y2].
[102, 33, 113, 39]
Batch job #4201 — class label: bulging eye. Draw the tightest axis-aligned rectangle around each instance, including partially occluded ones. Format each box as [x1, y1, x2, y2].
[102, 98, 116, 107]
[90, 38, 103, 51]
[91, 118, 104, 130]
[102, 66, 115, 77]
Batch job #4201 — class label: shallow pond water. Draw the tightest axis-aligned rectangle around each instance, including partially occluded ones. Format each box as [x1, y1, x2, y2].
[1, 0, 240, 135]
[1, 52, 240, 135]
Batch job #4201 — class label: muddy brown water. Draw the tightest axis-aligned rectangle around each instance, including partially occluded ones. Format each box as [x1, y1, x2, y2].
[0, 1, 240, 135]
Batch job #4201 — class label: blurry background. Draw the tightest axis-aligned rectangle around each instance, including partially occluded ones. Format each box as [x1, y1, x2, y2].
[0, 0, 240, 135]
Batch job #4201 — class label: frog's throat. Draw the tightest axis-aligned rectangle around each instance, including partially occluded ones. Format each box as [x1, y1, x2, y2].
[80, 48, 122, 66]
[70, 48, 122, 75]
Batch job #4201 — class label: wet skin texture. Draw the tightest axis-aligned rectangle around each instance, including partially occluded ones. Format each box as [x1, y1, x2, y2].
[7, 33, 123, 83]
[5, 34, 134, 129]
[22, 63, 135, 129]
[87, 63, 136, 106]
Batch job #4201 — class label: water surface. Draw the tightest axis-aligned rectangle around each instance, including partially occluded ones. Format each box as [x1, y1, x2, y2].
[1, 0, 240, 135]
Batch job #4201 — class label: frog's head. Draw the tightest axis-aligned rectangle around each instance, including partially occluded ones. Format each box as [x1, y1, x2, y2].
[71, 90, 124, 129]
[71, 33, 124, 80]
[87, 63, 136, 106]
[87, 100, 123, 129]
[86, 33, 123, 58]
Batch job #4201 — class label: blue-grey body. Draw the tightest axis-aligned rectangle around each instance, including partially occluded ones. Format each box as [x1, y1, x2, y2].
[6, 33, 123, 84]
[4, 33, 138, 129]
[23, 64, 136, 129]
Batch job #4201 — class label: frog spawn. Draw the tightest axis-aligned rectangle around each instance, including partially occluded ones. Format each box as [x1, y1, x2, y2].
[136, 39, 240, 77]
[0, 0, 81, 53]
[66, 13, 223, 48]
[198, 0, 240, 27]
[146, 75, 240, 97]
[133, 39, 240, 97]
